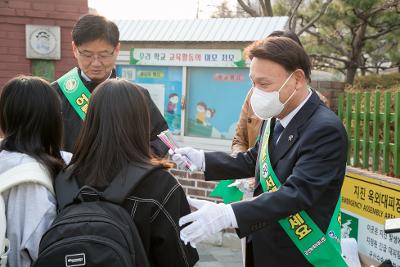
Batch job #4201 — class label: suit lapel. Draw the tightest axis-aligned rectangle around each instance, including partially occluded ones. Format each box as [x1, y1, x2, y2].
[270, 90, 321, 167]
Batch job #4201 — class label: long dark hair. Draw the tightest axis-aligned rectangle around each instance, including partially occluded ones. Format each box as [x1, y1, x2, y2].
[70, 78, 170, 186]
[0, 76, 64, 177]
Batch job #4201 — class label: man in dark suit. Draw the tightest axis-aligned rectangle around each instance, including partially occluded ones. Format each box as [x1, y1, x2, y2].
[172, 37, 348, 267]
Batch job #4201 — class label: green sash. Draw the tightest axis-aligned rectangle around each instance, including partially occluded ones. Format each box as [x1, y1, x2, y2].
[259, 119, 347, 266]
[57, 68, 91, 120]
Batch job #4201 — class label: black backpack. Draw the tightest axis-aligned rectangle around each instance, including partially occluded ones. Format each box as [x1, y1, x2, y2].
[33, 164, 158, 267]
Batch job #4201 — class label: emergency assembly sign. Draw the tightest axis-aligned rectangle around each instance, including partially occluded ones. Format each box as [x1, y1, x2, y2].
[341, 172, 400, 266]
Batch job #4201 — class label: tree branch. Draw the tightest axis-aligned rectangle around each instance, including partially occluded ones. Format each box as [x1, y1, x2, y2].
[258, 0, 267, 16]
[309, 54, 350, 64]
[313, 63, 345, 69]
[297, 0, 333, 35]
[237, 0, 259, 17]
[264, 0, 273, 16]
[288, 0, 302, 32]
[364, 25, 400, 40]
[305, 29, 347, 55]
[358, 1, 400, 19]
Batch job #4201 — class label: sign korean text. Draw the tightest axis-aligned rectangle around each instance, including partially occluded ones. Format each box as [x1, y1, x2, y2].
[341, 172, 400, 266]
[130, 48, 247, 68]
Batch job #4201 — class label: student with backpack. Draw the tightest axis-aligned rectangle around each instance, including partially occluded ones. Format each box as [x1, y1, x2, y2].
[0, 76, 70, 267]
[35, 78, 199, 267]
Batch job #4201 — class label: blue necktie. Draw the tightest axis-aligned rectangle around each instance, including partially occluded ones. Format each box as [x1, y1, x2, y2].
[272, 120, 284, 145]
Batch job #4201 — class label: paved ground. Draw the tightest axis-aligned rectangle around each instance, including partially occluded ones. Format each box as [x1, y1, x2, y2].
[194, 237, 243, 267]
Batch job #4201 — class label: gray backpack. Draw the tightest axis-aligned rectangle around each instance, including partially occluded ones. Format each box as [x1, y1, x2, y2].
[0, 162, 54, 267]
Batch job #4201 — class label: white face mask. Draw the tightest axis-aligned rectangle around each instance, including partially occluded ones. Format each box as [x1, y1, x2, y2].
[250, 72, 295, 120]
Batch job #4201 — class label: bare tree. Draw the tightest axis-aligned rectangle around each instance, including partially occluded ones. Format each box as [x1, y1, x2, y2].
[237, 0, 273, 16]
[286, 0, 333, 35]
[211, 0, 235, 18]
[238, 0, 332, 36]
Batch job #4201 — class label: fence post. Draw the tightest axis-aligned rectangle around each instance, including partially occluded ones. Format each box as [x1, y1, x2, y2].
[383, 92, 391, 174]
[362, 92, 370, 169]
[372, 91, 380, 172]
[394, 92, 400, 177]
[353, 92, 361, 166]
[338, 93, 344, 121]
[345, 92, 353, 164]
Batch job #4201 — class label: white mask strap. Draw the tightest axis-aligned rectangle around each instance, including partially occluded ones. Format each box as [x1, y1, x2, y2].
[277, 72, 295, 94]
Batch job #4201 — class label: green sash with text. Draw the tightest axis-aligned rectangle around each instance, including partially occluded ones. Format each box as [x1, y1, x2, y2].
[259, 119, 347, 267]
[57, 67, 90, 120]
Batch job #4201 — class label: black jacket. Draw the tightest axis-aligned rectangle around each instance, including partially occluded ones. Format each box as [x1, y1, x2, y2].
[75, 167, 199, 267]
[204, 91, 348, 267]
[52, 69, 169, 157]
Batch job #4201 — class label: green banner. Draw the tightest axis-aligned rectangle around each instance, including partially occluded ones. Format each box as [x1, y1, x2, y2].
[57, 68, 91, 120]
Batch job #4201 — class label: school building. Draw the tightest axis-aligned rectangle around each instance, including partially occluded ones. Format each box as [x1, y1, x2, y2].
[114, 17, 345, 152]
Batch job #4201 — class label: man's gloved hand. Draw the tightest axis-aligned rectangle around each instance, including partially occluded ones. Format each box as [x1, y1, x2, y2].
[179, 197, 237, 248]
[228, 178, 255, 194]
[170, 147, 205, 171]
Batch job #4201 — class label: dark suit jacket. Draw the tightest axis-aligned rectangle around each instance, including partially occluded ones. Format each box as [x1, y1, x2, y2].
[204, 91, 348, 267]
[52, 69, 169, 157]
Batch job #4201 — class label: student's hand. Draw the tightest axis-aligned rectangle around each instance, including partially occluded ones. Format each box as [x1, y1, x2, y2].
[169, 147, 205, 171]
[179, 197, 237, 248]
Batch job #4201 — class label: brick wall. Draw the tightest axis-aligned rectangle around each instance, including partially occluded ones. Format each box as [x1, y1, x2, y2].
[310, 80, 346, 112]
[0, 0, 88, 86]
[171, 169, 222, 202]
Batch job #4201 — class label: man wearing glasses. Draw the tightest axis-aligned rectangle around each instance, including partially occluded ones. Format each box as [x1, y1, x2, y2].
[52, 14, 169, 156]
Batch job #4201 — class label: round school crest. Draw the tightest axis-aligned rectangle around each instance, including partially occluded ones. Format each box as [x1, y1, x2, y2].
[29, 28, 57, 55]
[64, 78, 78, 92]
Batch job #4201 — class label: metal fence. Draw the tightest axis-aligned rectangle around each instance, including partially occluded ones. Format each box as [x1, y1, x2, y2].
[337, 91, 400, 178]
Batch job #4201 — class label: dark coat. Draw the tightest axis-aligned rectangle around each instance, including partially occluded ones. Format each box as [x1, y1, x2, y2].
[75, 167, 199, 267]
[204, 91, 348, 267]
[52, 69, 169, 157]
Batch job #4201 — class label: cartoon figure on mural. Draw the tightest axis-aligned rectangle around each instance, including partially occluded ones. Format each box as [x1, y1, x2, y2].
[205, 108, 216, 126]
[191, 101, 221, 138]
[196, 102, 207, 125]
[167, 93, 179, 115]
[165, 93, 181, 135]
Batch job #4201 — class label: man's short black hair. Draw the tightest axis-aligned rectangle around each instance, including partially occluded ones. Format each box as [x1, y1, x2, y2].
[72, 14, 119, 47]
[246, 37, 311, 81]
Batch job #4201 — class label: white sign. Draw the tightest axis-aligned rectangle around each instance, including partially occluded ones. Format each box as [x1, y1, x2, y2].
[342, 210, 400, 267]
[130, 48, 247, 68]
[137, 83, 165, 116]
[120, 67, 136, 80]
[26, 25, 61, 60]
